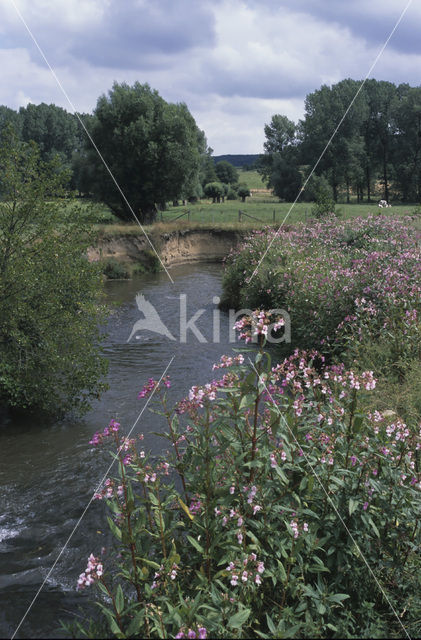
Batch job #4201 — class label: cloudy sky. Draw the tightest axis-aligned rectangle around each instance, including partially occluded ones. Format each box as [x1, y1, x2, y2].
[0, 0, 419, 154]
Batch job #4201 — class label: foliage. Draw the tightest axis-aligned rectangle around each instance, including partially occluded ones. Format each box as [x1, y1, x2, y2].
[69, 318, 420, 638]
[221, 215, 420, 362]
[204, 182, 225, 203]
[226, 187, 238, 200]
[80, 82, 207, 223]
[102, 259, 130, 280]
[311, 177, 336, 217]
[237, 184, 251, 202]
[215, 160, 239, 185]
[0, 126, 108, 415]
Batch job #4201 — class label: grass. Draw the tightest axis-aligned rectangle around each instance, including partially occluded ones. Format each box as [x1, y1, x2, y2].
[159, 199, 419, 226]
[58, 196, 421, 236]
[237, 169, 267, 189]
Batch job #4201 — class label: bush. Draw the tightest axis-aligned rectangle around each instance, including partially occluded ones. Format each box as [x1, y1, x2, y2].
[68, 318, 421, 638]
[226, 187, 238, 200]
[204, 182, 225, 203]
[102, 259, 130, 280]
[221, 216, 420, 358]
[237, 183, 251, 202]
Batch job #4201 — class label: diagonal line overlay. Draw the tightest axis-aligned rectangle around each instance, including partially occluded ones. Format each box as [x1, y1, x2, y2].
[11, 356, 175, 640]
[7, 0, 174, 284]
[248, 358, 411, 640]
[248, 0, 414, 284]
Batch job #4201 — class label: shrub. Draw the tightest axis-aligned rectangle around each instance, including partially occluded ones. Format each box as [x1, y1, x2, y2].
[67, 316, 420, 639]
[102, 259, 130, 280]
[226, 187, 238, 200]
[221, 216, 421, 358]
[237, 183, 251, 202]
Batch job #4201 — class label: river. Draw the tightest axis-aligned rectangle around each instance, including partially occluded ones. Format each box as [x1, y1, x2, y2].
[0, 263, 249, 639]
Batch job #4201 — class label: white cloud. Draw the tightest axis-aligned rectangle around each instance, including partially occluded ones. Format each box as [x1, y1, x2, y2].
[0, 0, 420, 153]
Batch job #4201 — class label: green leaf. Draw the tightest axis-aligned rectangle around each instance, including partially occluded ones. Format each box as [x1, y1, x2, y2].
[115, 584, 124, 614]
[348, 498, 358, 516]
[187, 535, 204, 553]
[228, 608, 251, 629]
[126, 482, 134, 512]
[273, 464, 289, 485]
[368, 516, 380, 538]
[239, 394, 256, 410]
[107, 516, 122, 540]
[328, 593, 350, 604]
[178, 497, 194, 520]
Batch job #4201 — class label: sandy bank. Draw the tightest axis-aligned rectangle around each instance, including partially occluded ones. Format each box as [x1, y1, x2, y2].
[88, 228, 245, 269]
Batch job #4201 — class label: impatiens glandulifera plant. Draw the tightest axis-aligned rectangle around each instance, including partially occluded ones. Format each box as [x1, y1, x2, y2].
[66, 312, 421, 639]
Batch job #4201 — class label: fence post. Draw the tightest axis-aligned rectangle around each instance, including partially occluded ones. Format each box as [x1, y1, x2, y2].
[238, 210, 242, 222]
[273, 209, 276, 223]
[188, 210, 191, 222]
[305, 208, 308, 221]
[212, 212, 215, 224]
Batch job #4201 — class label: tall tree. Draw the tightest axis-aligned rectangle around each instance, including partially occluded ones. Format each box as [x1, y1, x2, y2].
[214, 160, 239, 185]
[83, 82, 205, 223]
[20, 102, 79, 166]
[362, 80, 398, 202]
[391, 85, 421, 201]
[299, 79, 367, 201]
[258, 114, 301, 200]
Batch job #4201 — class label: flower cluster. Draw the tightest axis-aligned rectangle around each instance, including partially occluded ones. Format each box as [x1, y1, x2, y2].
[77, 554, 103, 590]
[151, 562, 180, 590]
[93, 477, 124, 501]
[289, 518, 309, 539]
[138, 376, 171, 399]
[212, 354, 244, 370]
[226, 553, 265, 587]
[175, 627, 207, 639]
[89, 419, 120, 446]
[234, 309, 285, 343]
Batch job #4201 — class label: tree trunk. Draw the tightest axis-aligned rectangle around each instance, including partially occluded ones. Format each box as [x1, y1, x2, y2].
[366, 167, 371, 202]
[383, 152, 389, 201]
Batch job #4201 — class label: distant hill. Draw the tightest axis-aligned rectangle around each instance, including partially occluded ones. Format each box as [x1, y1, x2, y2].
[213, 154, 260, 168]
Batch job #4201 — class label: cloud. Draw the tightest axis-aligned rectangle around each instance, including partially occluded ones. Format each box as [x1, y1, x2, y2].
[242, 0, 421, 55]
[0, 0, 420, 154]
[0, 0, 216, 69]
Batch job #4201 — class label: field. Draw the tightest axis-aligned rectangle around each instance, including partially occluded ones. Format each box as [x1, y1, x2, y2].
[69, 194, 421, 233]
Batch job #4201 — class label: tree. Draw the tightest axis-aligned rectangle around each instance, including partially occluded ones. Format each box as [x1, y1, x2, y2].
[204, 182, 224, 203]
[362, 80, 398, 202]
[263, 114, 296, 155]
[215, 160, 239, 185]
[269, 156, 302, 201]
[390, 85, 421, 201]
[258, 114, 301, 200]
[237, 183, 251, 202]
[83, 82, 205, 223]
[20, 102, 79, 168]
[0, 126, 107, 415]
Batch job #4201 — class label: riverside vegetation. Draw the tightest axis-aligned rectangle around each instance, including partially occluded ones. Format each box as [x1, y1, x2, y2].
[67, 215, 420, 639]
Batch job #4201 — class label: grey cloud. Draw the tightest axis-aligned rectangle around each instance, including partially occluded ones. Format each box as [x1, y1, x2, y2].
[242, 0, 421, 55]
[0, 0, 217, 69]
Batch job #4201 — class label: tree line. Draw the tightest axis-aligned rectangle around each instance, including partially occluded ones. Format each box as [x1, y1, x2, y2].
[0, 83, 251, 223]
[259, 78, 421, 204]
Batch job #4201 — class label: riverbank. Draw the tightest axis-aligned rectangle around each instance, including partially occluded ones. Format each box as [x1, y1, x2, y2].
[88, 226, 247, 272]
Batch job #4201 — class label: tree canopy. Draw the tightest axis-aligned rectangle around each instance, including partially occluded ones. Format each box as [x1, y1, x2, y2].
[260, 78, 421, 203]
[80, 82, 206, 222]
[214, 160, 239, 185]
[0, 126, 107, 415]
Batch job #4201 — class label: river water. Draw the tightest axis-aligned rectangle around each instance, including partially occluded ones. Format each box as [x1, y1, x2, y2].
[0, 263, 248, 639]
